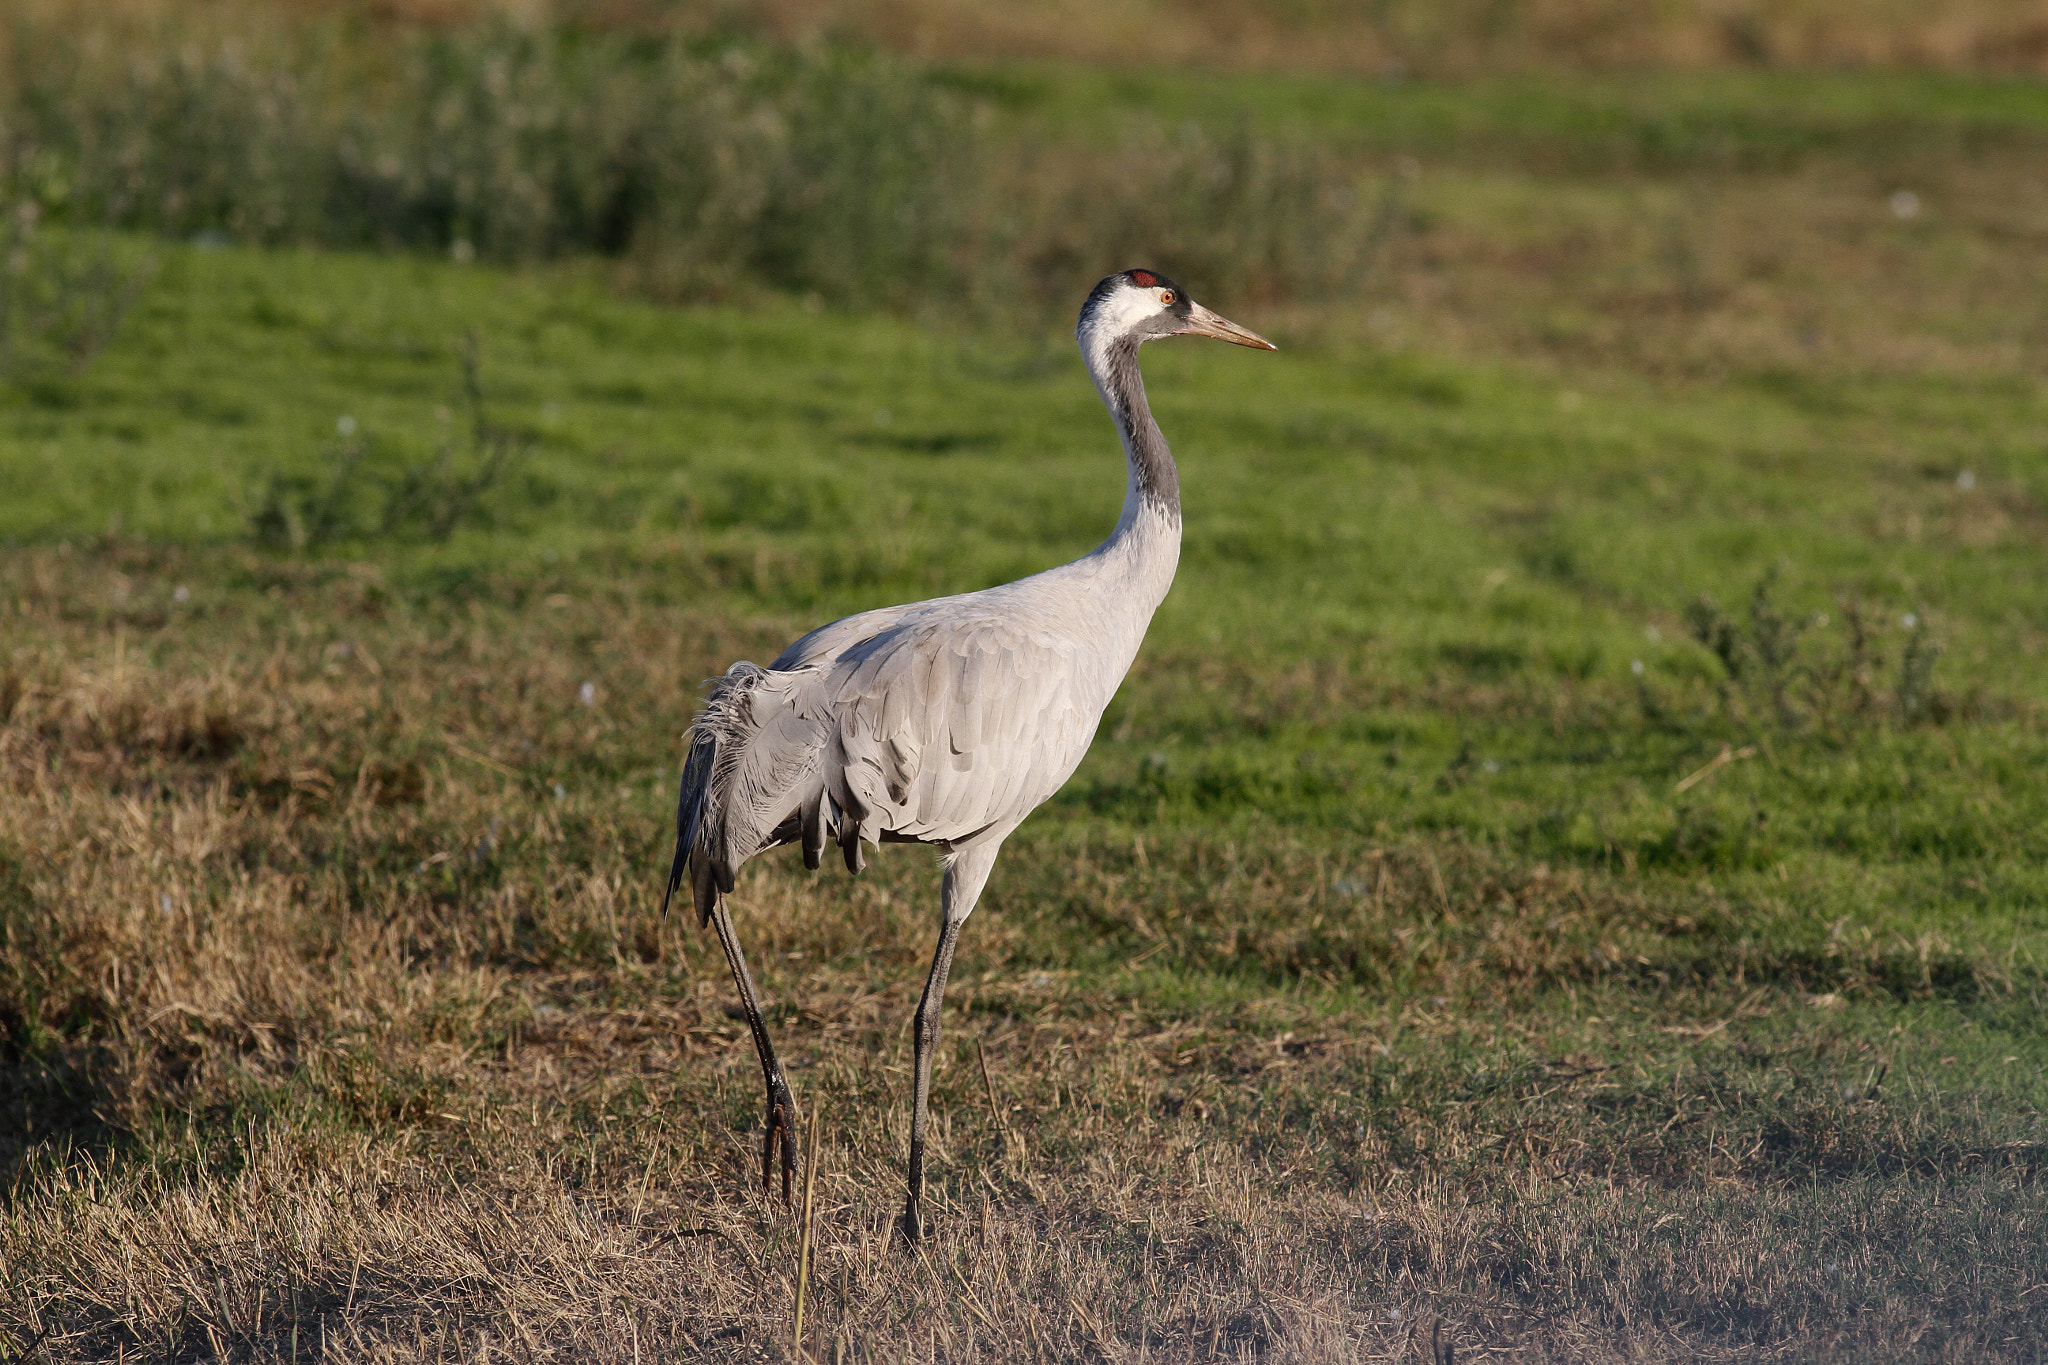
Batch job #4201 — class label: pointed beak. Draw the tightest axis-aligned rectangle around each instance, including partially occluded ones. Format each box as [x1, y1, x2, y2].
[1175, 302, 1277, 350]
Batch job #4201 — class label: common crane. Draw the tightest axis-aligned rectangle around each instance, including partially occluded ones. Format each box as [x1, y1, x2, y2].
[665, 269, 1274, 1240]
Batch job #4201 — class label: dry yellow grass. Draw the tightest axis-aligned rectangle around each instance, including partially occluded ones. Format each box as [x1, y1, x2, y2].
[3, 545, 2041, 1361]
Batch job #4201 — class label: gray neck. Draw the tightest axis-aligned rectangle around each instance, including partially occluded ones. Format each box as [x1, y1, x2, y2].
[1087, 334, 1181, 522]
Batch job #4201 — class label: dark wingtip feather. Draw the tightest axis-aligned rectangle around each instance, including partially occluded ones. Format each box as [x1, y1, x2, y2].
[662, 767, 692, 922]
[661, 845, 684, 921]
[666, 723, 720, 922]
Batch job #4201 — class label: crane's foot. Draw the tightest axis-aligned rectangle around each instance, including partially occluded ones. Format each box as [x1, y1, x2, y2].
[761, 1073, 799, 1204]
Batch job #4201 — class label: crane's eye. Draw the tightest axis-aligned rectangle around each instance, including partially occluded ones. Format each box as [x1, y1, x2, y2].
[1159, 290, 1175, 305]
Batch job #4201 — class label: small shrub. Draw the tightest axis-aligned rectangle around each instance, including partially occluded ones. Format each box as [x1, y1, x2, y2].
[1683, 569, 1946, 734]
[247, 435, 370, 551]
[0, 201, 153, 387]
[248, 332, 527, 549]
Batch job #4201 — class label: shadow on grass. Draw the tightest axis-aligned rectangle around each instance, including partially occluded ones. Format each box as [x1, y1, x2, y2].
[0, 1049, 127, 1197]
[0, 852, 130, 1187]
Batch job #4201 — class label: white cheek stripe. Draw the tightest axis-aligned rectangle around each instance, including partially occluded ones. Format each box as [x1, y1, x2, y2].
[1079, 284, 1170, 350]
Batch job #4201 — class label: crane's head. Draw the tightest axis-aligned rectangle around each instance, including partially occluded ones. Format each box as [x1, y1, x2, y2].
[1077, 269, 1276, 352]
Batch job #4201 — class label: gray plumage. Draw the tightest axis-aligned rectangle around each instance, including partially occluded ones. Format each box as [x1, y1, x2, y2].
[674, 586, 1129, 914]
[663, 269, 1273, 1241]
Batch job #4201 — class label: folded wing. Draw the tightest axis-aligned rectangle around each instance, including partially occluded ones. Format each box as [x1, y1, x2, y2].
[668, 607, 1107, 925]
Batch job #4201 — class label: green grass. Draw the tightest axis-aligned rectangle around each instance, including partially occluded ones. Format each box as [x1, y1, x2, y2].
[9, 232, 2048, 1037]
[12, 240, 2048, 851]
[2, 83, 2046, 1358]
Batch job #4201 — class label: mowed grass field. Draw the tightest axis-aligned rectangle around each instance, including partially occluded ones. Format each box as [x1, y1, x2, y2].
[3, 65, 2048, 1364]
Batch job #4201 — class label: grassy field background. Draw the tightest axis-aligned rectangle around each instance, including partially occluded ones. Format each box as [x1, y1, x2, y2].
[3, 11, 2048, 1363]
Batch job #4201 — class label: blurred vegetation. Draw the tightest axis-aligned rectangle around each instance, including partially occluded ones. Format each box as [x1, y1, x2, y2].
[19, 0, 2048, 78]
[5, 4, 2046, 370]
[0, 12, 1380, 317]
[0, 206, 154, 391]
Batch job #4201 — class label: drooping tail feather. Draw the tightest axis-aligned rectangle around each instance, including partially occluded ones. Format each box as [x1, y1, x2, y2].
[662, 718, 722, 926]
[664, 662, 772, 927]
[664, 660, 851, 927]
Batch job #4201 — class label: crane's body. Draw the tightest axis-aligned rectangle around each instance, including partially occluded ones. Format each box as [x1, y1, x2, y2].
[681, 491, 1175, 895]
[666, 270, 1272, 1240]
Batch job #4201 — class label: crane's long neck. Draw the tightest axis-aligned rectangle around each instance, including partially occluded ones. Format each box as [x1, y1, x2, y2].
[1089, 333, 1180, 524]
[1054, 326, 1182, 658]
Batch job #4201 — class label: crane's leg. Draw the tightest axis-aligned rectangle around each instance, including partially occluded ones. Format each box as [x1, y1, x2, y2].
[709, 894, 799, 1203]
[902, 841, 1002, 1244]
